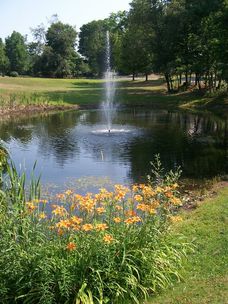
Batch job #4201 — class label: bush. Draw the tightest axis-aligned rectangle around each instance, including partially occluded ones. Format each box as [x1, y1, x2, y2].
[0, 158, 190, 303]
[9, 71, 19, 77]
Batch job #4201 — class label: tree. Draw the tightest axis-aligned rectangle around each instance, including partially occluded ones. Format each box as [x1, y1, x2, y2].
[40, 21, 78, 78]
[5, 31, 28, 74]
[79, 12, 128, 77]
[175, 0, 227, 91]
[106, 11, 128, 73]
[46, 22, 77, 57]
[125, 0, 227, 92]
[120, 26, 152, 80]
[30, 23, 46, 56]
[79, 20, 108, 76]
[120, 1, 153, 80]
[0, 39, 9, 75]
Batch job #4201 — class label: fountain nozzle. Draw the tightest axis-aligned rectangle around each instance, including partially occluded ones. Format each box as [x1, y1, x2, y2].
[108, 129, 111, 133]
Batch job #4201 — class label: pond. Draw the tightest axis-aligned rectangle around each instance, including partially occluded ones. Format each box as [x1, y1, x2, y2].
[0, 109, 227, 191]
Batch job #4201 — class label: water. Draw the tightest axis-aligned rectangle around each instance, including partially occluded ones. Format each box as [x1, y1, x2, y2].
[101, 31, 116, 132]
[0, 109, 227, 192]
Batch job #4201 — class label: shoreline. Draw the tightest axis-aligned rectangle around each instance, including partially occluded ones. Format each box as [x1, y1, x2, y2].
[0, 97, 227, 120]
[0, 103, 79, 119]
[0, 76, 227, 119]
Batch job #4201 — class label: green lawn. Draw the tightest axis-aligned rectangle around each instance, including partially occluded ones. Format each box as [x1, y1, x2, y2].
[1, 76, 224, 111]
[148, 186, 228, 304]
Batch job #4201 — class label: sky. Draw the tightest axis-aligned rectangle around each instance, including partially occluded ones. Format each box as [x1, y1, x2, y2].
[0, 0, 131, 40]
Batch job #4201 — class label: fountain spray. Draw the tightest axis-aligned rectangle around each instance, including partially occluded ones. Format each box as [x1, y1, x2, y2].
[102, 31, 116, 133]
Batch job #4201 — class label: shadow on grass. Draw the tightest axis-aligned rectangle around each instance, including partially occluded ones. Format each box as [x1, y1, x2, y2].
[119, 78, 165, 87]
[71, 81, 104, 90]
[43, 90, 102, 106]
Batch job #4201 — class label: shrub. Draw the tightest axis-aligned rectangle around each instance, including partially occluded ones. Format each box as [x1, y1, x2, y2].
[0, 157, 190, 303]
[9, 71, 19, 77]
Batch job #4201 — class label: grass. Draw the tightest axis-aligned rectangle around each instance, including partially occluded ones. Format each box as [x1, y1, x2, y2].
[0, 76, 227, 114]
[148, 185, 228, 304]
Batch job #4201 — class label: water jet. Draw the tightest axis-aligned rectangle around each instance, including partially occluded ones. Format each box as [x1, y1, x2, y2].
[102, 31, 116, 132]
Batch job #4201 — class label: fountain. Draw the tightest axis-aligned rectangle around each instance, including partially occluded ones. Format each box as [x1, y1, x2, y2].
[93, 31, 132, 135]
[102, 31, 116, 133]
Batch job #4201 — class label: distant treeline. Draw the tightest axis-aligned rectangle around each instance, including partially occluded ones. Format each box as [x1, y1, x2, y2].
[0, 0, 227, 93]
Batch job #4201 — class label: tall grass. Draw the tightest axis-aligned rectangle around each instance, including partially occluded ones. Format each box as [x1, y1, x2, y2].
[0, 155, 191, 304]
[0, 91, 65, 109]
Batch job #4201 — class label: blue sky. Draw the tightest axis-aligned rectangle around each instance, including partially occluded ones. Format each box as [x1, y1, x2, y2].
[0, 0, 130, 40]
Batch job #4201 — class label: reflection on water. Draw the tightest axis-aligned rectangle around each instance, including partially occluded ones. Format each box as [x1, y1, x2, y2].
[0, 109, 227, 189]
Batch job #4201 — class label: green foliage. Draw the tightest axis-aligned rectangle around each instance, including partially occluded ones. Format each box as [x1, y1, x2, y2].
[79, 20, 108, 76]
[117, 0, 228, 92]
[120, 1, 153, 80]
[1, 1, 227, 91]
[120, 26, 152, 80]
[0, 38, 9, 75]
[79, 12, 127, 77]
[39, 21, 78, 78]
[46, 22, 77, 56]
[5, 31, 29, 74]
[0, 159, 190, 303]
[148, 154, 182, 186]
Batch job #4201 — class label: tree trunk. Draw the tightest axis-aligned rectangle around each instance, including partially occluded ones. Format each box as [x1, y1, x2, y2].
[209, 72, 214, 93]
[170, 76, 174, 91]
[197, 75, 202, 91]
[205, 72, 209, 90]
[145, 73, 148, 81]
[195, 73, 198, 86]
[214, 71, 217, 90]
[165, 73, 171, 93]
[132, 72, 135, 81]
[217, 76, 222, 90]
[185, 71, 188, 85]
[179, 73, 182, 85]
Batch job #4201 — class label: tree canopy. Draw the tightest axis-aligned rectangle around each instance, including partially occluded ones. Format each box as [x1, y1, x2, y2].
[0, 2, 227, 93]
[5, 31, 28, 74]
[0, 39, 9, 75]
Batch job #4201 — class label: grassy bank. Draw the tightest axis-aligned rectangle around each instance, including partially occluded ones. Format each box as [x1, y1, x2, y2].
[0, 76, 227, 116]
[148, 184, 228, 304]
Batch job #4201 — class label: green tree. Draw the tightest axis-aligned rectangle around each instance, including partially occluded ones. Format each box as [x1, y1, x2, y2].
[40, 21, 78, 78]
[79, 20, 107, 76]
[125, 0, 227, 92]
[30, 23, 46, 56]
[79, 12, 127, 77]
[106, 11, 128, 73]
[46, 22, 77, 57]
[5, 31, 28, 74]
[176, 0, 228, 91]
[121, 26, 152, 80]
[0, 39, 9, 75]
[120, 1, 153, 80]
